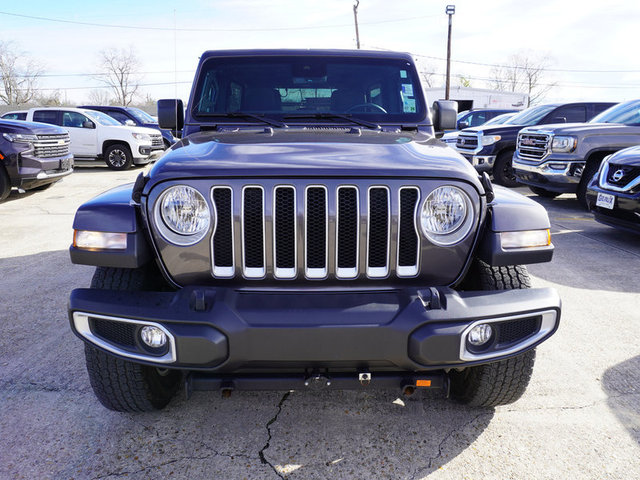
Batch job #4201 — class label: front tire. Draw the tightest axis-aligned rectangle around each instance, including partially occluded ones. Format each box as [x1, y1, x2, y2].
[576, 161, 600, 210]
[0, 166, 10, 202]
[451, 260, 536, 407]
[104, 144, 133, 170]
[84, 266, 180, 412]
[493, 150, 518, 188]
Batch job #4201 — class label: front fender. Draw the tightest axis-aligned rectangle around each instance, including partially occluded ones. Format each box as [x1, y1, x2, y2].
[477, 185, 554, 266]
[69, 183, 152, 268]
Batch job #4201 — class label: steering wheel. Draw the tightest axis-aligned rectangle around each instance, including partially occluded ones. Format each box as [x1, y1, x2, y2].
[346, 103, 388, 113]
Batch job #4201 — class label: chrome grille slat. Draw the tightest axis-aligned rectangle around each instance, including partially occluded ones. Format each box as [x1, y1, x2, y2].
[397, 187, 420, 277]
[305, 186, 328, 279]
[211, 187, 234, 277]
[336, 186, 359, 279]
[33, 133, 70, 158]
[242, 186, 266, 278]
[367, 187, 390, 278]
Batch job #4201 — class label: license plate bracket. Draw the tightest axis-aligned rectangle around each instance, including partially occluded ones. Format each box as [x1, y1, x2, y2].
[596, 192, 615, 210]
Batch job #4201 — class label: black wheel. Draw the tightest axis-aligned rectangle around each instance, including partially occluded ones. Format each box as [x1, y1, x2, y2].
[451, 260, 535, 407]
[576, 161, 600, 210]
[528, 186, 560, 198]
[0, 166, 10, 202]
[493, 150, 518, 188]
[104, 144, 133, 170]
[84, 266, 180, 412]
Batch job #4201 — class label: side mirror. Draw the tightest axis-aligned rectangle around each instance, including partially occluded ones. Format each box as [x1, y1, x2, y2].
[550, 116, 567, 123]
[83, 120, 95, 129]
[432, 100, 458, 132]
[124, 119, 136, 126]
[158, 99, 184, 131]
[457, 120, 469, 129]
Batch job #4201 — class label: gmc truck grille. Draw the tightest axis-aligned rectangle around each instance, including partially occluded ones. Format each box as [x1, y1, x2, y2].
[33, 133, 70, 158]
[150, 134, 163, 147]
[210, 183, 421, 280]
[456, 134, 478, 150]
[517, 133, 550, 161]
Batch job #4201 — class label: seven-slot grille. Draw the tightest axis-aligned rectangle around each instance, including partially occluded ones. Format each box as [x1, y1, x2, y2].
[517, 133, 550, 161]
[210, 184, 422, 280]
[33, 133, 70, 158]
[150, 134, 163, 147]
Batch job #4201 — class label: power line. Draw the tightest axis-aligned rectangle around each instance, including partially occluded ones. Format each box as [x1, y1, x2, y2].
[0, 10, 439, 32]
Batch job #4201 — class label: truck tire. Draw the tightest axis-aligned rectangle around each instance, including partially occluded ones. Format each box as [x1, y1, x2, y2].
[104, 143, 133, 170]
[450, 260, 535, 407]
[493, 150, 518, 188]
[528, 186, 560, 199]
[576, 161, 600, 210]
[0, 166, 10, 202]
[84, 266, 180, 412]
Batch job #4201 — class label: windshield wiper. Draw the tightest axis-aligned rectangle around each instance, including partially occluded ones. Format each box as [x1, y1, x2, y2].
[284, 113, 380, 130]
[196, 112, 287, 128]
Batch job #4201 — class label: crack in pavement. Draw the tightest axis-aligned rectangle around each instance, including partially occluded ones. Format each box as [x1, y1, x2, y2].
[90, 453, 224, 479]
[259, 391, 291, 479]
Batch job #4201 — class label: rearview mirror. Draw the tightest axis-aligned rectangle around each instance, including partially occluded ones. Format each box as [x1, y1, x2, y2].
[550, 116, 567, 123]
[158, 99, 184, 131]
[457, 120, 469, 129]
[124, 119, 136, 126]
[82, 120, 95, 129]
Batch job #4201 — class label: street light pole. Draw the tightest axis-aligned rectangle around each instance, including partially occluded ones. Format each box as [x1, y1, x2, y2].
[445, 5, 455, 100]
[353, 1, 361, 49]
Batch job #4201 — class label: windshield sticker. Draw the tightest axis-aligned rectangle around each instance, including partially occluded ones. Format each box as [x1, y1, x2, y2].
[403, 98, 416, 113]
[401, 84, 414, 96]
[400, 70, 407, 78]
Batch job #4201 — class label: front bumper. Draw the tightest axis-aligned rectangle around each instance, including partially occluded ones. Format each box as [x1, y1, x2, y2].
[513, 154, 584, 192]
[134, 145, 165, 163]
[69, 285, 561, 373]
[12, 152, 74, 190]
[586, 183, 640, 233]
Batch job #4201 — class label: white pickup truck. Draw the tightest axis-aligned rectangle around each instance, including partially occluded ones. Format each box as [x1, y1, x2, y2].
[18, 107, 165, 170]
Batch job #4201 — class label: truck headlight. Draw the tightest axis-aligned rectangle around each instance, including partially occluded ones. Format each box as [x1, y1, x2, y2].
[481, 135, 501, 146]
[551, 136, 577, 152]
[132, 132, 151, 142]
[420, 186, 474, 246]
[156, 185, 211, 245]
[3, 133, 38, 144]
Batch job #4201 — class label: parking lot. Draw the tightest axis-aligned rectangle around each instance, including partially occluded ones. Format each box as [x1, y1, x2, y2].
[1, 167, 639, 480]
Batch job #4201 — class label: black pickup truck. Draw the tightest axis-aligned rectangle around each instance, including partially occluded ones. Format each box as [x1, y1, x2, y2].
[454, 102, 615, 187]
[67, 49, 560, 412]
[0, 118, 73, 202]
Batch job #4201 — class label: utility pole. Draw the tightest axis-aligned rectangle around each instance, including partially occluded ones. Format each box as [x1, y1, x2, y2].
[445, 5, 455, 100]
[353, 1, 361, 49]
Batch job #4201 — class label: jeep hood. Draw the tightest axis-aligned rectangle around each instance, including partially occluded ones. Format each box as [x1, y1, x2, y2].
[147, 129, 482, 188]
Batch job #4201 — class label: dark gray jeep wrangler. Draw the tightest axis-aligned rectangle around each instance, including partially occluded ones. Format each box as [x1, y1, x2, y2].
[68, 50, 560, 412]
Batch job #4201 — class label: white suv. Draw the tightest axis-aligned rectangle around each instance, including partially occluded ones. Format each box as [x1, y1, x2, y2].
[18, 107, 165, 170]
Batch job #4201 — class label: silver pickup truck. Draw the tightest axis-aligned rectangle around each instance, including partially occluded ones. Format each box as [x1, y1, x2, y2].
[513, 99, 640, 207]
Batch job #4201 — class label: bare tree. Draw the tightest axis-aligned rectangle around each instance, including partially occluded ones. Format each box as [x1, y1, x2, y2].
[0, 41, 43, 105]
[35, 90, 64, 106]
[490, 51, 555, 106]
[97, 47, 141, 106]
[87, 88, 113, 105]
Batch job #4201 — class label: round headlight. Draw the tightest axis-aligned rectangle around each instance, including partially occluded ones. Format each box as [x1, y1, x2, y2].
[156, 185, 211, 245]
[420, 186, 474, 246]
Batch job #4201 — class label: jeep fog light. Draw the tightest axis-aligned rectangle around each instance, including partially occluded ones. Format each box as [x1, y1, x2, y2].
[420, 186, 474, 246]
[468, 324, 493, 346]
[140, 326, 168, 348]
[73, 230, 127, 250]
[501, 229, 551, 249]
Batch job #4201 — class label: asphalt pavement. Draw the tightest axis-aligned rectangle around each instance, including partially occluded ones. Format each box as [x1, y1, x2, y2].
[1, 167, 639, 480]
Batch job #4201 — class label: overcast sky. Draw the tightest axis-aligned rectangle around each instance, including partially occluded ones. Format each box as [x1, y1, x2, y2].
[2, 0, 640, 105]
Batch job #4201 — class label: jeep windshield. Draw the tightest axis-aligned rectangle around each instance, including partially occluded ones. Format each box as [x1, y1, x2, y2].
[589, 100, 640, 125]
[191, 55, 427, 125]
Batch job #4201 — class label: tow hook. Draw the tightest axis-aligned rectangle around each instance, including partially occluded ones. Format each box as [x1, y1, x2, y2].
[304, 373, 331, 389]
[358, 372, 371, 386]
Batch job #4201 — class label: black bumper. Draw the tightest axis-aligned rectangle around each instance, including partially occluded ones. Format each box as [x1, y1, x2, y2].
[586, 185, 640, 233]
[69, 286, 561, 373]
